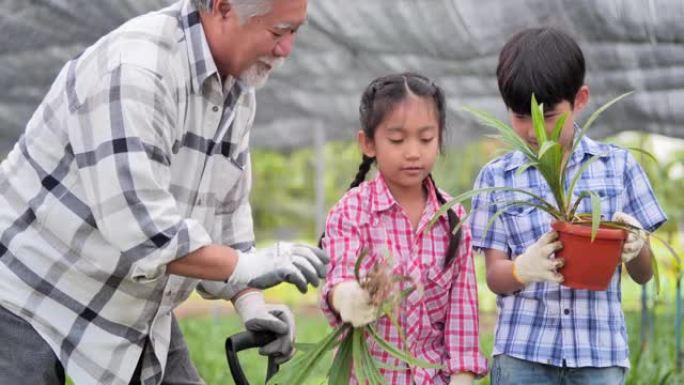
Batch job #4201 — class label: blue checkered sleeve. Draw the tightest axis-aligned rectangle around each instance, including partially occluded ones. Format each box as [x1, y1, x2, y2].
[470, 162, 510, 254]
[621, 151, 667, 232]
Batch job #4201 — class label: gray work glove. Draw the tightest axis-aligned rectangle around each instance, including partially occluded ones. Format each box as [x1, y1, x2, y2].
[233, 291, 296, 364]
[228, 242, 329, 293]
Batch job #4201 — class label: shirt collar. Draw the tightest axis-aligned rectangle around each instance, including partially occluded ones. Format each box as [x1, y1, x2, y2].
[368, 173, 443, 218]
[504, 123, 611, 171]
[566, 125, 613, 167]
[180, 0, 220, 93]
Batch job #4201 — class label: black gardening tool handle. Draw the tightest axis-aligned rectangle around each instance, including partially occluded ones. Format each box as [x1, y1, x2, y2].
[225, 331, 279, 385]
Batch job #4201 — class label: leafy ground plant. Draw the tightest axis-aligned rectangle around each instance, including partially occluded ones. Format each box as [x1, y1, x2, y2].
[266, 251, 441, 385]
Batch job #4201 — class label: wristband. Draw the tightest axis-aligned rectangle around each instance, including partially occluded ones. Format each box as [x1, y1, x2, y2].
[511, 263, 525, 285]
[233, 290, 266, 322]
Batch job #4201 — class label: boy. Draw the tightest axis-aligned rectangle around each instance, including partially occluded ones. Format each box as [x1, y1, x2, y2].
[469, 27, 667, 385]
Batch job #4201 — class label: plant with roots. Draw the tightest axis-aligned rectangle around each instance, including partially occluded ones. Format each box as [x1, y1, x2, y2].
[266, 250, 440, 385]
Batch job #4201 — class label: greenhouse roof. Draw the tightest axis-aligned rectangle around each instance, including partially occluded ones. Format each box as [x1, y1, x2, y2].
[2, 0, 683, 152]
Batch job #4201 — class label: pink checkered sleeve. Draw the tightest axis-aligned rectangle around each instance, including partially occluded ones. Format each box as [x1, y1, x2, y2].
[320, 197, 364, 327]
[444, 205, 489, 377]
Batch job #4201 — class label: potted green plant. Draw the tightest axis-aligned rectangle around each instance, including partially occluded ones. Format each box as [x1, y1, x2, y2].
[432, 92, 673, 291]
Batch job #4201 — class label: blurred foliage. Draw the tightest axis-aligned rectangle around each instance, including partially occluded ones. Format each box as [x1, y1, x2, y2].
[178, 309, 681, 385]
[250, 138, 496, 241]
[251, 142, 359, 240]
[613, 133, 684, 238]
[251, 133, 684, 271]
[625, 310, 684, 385]
[180, 311, 334, 385]
[609, 133, 684, 280]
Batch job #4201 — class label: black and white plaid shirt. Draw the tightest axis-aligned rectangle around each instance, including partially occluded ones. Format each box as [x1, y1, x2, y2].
[0, 1, 256, 383]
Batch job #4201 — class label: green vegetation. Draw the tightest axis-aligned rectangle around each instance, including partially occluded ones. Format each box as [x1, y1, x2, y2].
[180, 310, 333, 385]
[457, 93, 639, 232]
[266, 251, 439, 385]
[178, 307, 682, 385]
[250, 138, 491, 241]
[64, 131, 684, 384]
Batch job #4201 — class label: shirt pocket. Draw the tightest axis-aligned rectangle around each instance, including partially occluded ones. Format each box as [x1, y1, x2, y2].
[572, 179, 623, 219]
[423, 265, 454, 325]
[497, 188, 548, 247]
[208, 152, 246, 201]
[496, 186, 546, 216]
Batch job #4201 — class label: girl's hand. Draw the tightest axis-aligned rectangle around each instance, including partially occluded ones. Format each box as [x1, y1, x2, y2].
[331, 280, 378, 327]
[450, 372, 475, 385]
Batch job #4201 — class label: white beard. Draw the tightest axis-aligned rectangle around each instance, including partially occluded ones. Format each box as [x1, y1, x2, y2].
[239, 57, 285, 89]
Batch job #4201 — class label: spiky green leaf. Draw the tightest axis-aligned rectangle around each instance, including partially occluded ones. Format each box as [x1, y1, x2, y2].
[367, 326, 443, 369]
[627, 146, 658, 163]
[588, 190, 601, 241]
[327, 332, 353, 385]
[531, 94, 548, 143]
[267, 324, 348, 385]
[566, 152, 611, 218]
[462, 106, 536, 158]
[572, 91, 634, 156]
[515, 161, 537, 177]
[354, 249, 369, 282]
[551, 112, 569, 142]
[352, 329, 367, 385]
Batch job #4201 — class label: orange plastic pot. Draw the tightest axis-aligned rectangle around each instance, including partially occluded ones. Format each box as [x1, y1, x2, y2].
[551, 221, 627, 291]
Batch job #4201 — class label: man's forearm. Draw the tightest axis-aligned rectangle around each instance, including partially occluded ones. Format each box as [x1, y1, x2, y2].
[167, 244, 239, 280]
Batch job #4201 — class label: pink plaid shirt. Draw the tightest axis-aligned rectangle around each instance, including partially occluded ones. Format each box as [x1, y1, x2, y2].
[321, 174, 488, 384]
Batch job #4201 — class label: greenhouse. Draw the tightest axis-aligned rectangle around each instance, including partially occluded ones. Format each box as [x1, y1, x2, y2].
[1, 1, 683, 384]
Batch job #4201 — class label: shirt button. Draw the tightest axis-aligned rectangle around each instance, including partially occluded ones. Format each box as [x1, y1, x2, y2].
[212, 105, 219, 112]
[564, 308, 570, 315]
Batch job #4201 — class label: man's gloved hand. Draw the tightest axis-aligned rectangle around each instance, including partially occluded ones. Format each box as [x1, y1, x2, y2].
[450, 372, 475, 385]
[233, 291, 296, 364]
[228, 242, 329, 293]
[612, 212, 647, 263]
[331, 280, 378, 328]
[512, 231, 564, 285]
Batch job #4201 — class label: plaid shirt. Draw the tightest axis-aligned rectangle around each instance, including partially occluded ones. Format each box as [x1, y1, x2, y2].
[470, 132, 667, 368]
[0, 1, 256, 384]
[321, 174, 488, 384]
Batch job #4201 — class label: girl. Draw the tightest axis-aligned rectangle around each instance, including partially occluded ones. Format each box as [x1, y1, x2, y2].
[320, 73, 488, 385]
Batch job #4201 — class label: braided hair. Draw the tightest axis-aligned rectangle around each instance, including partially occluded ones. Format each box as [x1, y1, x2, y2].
[321, 73, 461, 268]
[429, 174, 462, 267]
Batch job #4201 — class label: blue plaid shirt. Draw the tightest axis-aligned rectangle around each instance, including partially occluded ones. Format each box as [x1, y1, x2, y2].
[470, 133, 667, 368]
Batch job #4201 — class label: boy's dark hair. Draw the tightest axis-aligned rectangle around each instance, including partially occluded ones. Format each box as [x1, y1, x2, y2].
[320, 72, 461, 269]
[497, 27, 586, 114]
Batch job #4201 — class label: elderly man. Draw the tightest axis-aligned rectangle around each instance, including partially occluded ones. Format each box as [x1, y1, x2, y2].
[0, 0, 325, 384]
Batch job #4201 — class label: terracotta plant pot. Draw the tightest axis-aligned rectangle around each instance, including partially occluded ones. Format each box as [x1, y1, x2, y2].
[551, 221, 627, 291]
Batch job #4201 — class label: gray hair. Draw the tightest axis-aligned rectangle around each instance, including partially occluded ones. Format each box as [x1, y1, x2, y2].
[192, 0, 273, 23]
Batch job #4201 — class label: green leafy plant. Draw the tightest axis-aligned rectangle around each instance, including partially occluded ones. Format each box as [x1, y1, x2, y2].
[430, 92, 679, 291]
[267, 251, 441, 385]
[434, 92, 637, 235]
